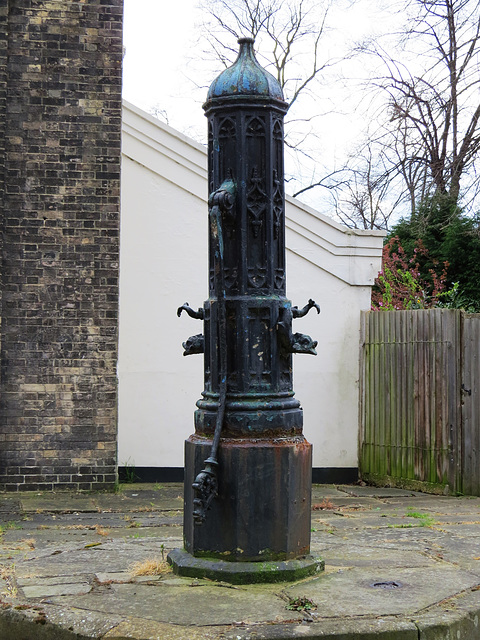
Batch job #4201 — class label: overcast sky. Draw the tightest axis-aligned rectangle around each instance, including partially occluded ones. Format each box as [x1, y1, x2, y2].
[122, 0, 207, 137]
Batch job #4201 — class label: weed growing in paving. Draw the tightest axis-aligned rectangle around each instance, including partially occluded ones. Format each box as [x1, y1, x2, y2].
[0, 565, 18, 598]
[124, 515, 141, 528]
[122, 458, 139, 484]
[405, 510, 437, 527]
[286, 597, 317, 611]
[113, 481, 124, 494]
[0, 522, 20, 535]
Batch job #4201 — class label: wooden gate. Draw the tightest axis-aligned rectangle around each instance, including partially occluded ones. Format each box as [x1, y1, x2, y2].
[359, 309, 472, 494]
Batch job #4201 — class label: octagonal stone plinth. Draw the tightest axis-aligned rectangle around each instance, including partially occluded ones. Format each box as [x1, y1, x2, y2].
[167, 548, 324, 584]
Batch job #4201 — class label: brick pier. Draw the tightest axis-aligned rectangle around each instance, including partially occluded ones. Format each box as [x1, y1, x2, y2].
[0, 0, 123, 490]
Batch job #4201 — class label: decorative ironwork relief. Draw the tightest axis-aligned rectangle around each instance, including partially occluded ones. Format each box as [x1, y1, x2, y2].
[247, 167, 266, 238]
[247, 264, 267, 289]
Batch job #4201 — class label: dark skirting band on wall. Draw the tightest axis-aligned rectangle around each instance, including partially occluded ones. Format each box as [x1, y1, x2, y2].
[118, 467, 359, 485]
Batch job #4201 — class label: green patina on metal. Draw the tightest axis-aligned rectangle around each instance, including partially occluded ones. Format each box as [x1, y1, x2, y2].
[205, 37, 285, 104]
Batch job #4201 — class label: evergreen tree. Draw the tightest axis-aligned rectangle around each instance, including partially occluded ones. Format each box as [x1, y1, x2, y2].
[387, 196, 480, 310]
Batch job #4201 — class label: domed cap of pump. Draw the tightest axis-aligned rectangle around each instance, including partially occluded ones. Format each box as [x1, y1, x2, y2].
[204, 37, 285, 106]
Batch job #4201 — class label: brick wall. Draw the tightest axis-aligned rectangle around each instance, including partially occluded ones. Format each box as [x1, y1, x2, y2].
[0, 0, 7, 367]
[0, 0, 123, 490]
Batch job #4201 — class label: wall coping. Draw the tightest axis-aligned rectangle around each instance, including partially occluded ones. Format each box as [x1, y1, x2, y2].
[122, 100, 385, 286]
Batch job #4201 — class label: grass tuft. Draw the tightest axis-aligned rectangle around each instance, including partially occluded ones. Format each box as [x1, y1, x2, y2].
[405, 510, 436, 527]
[130, 557, 171, 576]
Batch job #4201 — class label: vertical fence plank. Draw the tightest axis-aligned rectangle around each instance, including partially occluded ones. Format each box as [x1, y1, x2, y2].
[392, 311, 401, 478]
[433, 309, 444, 485]
[413, 310, 421, 480]
[405, 311, 415, 480]
[359, 311, 368, 473]
[462, 314, 480, 495]
[367, 310, 375, 473]
[398, 310, 407, 479]
[462, 314, 471, 494]
[372, 311, 380, 476]
[385, 311, 393, 477]
[448, 311, 462, 492]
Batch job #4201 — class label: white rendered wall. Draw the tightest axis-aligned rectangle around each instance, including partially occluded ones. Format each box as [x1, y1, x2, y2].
[287, 253, 372, 467]
[119, 101, 384, 470]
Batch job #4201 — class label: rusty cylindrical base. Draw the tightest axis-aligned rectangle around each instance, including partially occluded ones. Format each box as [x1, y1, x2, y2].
[168, 434, 323, 583]
[185, 434, 314, 560]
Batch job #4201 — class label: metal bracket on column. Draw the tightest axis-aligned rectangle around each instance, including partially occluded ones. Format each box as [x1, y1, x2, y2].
[277, 299, 320, 357]
[178, 303, 205, 356]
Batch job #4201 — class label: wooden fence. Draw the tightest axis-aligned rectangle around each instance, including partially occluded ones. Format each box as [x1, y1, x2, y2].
[360, 309, 480, 495]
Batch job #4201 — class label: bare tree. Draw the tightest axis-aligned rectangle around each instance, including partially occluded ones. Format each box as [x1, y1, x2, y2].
[318, 143, 404, 231]
[195, 0, 355, 200]
[333, 112, 432, 229]
[362, 0, 480, 216]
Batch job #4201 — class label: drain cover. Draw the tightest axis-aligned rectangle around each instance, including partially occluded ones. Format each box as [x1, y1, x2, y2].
[371, 581, 402, 589]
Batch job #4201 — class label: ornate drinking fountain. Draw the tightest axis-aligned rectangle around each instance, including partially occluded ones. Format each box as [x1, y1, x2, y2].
[168, 38, 323, 583]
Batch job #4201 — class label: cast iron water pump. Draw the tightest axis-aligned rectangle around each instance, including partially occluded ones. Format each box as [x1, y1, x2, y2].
[169, 38, 323, 583]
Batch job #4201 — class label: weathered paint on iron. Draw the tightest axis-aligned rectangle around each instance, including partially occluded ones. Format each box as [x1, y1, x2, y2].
[205, 38, 285, 104]
[172, 37, 322, 580]
[183, 435, 313, 562]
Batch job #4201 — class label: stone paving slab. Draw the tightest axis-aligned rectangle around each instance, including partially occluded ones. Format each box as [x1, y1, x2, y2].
[1, 484, 480, 639]
[0, 498, 21, 514]
[312, 496, 381, 510]
[317, 545, 439, 568]
[52, 581, 300, 626]
[310, 486, 353, 500]
[3, 526, 183, 550]
[22, 580, 92, 598]
[0, 604, 123, 640]
[286, 566, 480, 617]
[93, 486, 185, 512]
[15, 511, 182, 526]
[48, 565, 480, 625]
[337, 485, 425, 498]
[19, 494, 99, 513]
